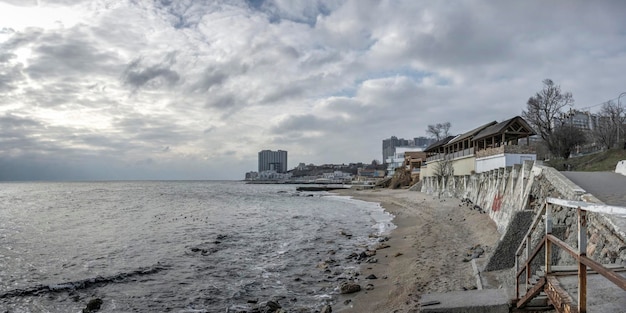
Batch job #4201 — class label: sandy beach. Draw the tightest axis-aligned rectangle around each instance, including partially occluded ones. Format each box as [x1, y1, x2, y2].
[333, 188, 501, 313]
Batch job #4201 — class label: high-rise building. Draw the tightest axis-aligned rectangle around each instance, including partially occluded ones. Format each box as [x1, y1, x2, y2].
[258, 150, 288, 173]
[382, 136, 411, 163]
[414, 136, 436, 148]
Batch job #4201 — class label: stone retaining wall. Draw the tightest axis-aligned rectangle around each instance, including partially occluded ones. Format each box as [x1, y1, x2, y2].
[421, 161, 626, 268]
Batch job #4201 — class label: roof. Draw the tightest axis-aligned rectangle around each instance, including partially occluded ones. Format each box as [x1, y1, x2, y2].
[473, 116, 536, 141]
[446, 121, 497, 145]
[423, 135, 455, 153]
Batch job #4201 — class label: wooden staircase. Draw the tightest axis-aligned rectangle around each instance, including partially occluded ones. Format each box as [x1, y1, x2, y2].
[514, 198, 626, 313]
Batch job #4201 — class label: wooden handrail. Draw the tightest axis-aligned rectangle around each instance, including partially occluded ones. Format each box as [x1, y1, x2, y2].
[515, 202, 547, 257]
[547, 234, 626, 291]
[516, 237, 545, 280]
[515, 197, 626, 311]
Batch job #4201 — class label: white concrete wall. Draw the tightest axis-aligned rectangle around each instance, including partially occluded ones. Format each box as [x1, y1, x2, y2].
[616, 160, 626, 176]
[476, 153, 536, 173]
[452, 155, 475, 176]
[420, 160, 626, 265]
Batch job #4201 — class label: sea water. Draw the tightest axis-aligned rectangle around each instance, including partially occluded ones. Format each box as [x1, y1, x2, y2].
[0, 181, 394, 312]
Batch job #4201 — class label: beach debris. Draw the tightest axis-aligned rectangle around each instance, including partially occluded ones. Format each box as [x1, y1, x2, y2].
[394, 252, 403, 257]
[365, 283, 375, 290]
[365, 274, 377, 279]
[82, 298, 103, 313]
[462, 244, 485, 262]
[373, 242, 390, 250]
[346, 252, 358, 259]
[472, 204, 485, 213]
[320, 305, 332, 313]
[366, 257, 378, 263]
[339, 230, 353, 237]
[353, 249, 376, 261]
[339, 282, 361, 294]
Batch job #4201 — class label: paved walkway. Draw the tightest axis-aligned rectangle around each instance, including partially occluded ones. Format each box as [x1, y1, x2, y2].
[561, 171, 626, 206]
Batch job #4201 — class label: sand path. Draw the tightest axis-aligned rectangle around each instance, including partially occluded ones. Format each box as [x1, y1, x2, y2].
[333, 188, 500, 313]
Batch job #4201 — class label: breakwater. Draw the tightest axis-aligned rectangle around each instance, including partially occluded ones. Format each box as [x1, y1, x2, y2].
[421, 161, 626, 269]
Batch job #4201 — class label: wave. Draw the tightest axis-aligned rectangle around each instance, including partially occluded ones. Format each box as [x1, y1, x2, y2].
[0, 263, 170, 299]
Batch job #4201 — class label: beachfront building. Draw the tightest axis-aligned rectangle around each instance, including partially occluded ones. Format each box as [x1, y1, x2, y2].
[386, 147, 426, 178]
[421, 116, 536, 177]
[405, 151, 427, 181]
[258, 150, 288, 173]
[473, 117, 537, 173]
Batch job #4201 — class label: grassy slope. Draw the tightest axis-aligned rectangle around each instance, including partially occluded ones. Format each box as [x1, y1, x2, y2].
[546, 149, 626, 172]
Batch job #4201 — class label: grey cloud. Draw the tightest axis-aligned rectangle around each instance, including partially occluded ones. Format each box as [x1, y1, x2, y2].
[0, 0, 37, 6]
[2, 27, 44, 49]
[112, 115, 194, 147]
[190, 67, 228, 93]
[205, 94, 236, 109]
[26, 35, 119, 78]
[0, 62, 24, 92]
[261, 85, 304, 104]
[0, 53, 16, 63]
[0, 114, 41, 131]
[270, 114, 344, 134]
[123, 58, 181, 89]
[21, 82, 83, 107]
[156, 0, 217, 29]
[246, 0, 340, 25]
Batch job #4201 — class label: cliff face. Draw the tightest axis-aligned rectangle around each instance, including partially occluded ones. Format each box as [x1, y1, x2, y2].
[388, 167, 412, 189]
[421, 161, 626, 267]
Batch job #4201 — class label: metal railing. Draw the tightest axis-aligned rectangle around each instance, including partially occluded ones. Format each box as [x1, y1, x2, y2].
[515, 197, 626, 312]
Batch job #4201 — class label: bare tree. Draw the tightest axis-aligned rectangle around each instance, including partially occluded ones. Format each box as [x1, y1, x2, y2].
[432, 158, 454, 198]
[551, 123, 587, 159]
[522, 79, 574, 157]
[593, 100, 626, 149]
[592, 114, 616, 150]
[591, 100, 624, 149]
[426, 122, 451, 141]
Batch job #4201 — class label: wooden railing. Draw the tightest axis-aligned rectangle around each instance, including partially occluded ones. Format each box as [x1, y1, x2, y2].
[515, 197, 626, 312]
[426, 147, 475, 162]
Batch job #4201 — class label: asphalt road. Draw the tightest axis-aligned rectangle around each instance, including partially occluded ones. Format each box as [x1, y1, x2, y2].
[561, 171, 626, 206]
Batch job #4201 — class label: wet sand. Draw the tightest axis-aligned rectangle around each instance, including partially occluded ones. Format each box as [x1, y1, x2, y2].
[333, 188, 501, 313]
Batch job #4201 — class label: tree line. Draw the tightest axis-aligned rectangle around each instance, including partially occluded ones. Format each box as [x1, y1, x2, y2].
[523, 79, 625, 159]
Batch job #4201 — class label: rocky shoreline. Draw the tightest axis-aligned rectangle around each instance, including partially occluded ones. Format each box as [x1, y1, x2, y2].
[234, 188, 501, 313]
[226, 228, 398, 313]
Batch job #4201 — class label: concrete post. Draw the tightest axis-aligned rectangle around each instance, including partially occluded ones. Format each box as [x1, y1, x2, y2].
[578, 208, 587, 313]
[545, 204, 552, 275]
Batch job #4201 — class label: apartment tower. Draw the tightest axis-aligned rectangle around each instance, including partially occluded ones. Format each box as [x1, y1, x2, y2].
[258, 150, 288, 173]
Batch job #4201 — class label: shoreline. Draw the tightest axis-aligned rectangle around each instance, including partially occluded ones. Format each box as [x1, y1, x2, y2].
[331, 188, 501, 313]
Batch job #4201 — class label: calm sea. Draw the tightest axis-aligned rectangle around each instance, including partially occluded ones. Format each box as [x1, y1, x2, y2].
[0, 181, 394, 312]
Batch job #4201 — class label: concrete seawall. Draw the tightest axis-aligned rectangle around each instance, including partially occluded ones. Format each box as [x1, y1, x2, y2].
[421, 161, 626, 269]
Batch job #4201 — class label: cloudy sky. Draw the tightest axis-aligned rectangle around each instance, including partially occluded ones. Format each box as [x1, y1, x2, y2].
[1, 0, 625, 180]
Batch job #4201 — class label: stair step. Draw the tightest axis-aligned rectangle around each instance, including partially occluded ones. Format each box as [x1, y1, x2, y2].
[526, 295, 549, 307]
[539, 264, 625, 275]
